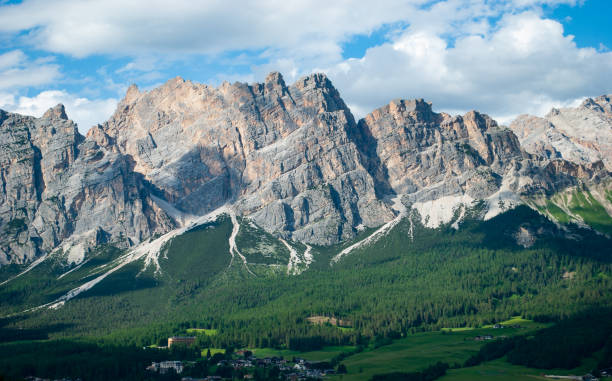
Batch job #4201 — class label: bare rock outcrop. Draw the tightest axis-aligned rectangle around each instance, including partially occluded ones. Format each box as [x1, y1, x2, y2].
[356, 99, 524, 200]
[1, 74, 610, 265]
[355, 98, 609, 227]
[100, 72, 392, 244]
[0, 106, 174, 264]
[510, 95, 612, 170]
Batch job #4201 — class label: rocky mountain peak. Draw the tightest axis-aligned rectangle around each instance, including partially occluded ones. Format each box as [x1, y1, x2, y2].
[365, 98, 439, 125]
[582, 94, 612, 116]
[85, 124, 114, 148]
[462, 110, 501, 132]
[42, 104, 68, 120]
[295, 72, 331, 89]
[124, 84, 141, 104]
[1, 72, 610, 266]
[264, 71, 288, 95]
[89, 72, 394, 244]
[390, 98, 432, 113]
[358, 98, 523, 201]
[512, 94, 612, 170]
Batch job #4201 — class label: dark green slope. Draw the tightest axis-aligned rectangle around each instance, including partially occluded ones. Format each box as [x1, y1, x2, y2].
[0, 245, 125, 314]
[0, 206, 609, 351]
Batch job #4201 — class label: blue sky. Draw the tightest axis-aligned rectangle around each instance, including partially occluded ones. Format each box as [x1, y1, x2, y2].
[0, 0, 610, 132]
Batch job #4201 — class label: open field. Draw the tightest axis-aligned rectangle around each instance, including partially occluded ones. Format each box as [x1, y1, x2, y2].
[186, 328, 218, 336]
[441, 356, 600, 381]
[326, 323, 551, 381]
[483, 316, 533, 328]
[441, 327, 475, 332]
[442, 316, 542, 332]
[250, 345, 356, 362]
[328, 331, 488, 381]
[201, 348, 226, 357]
[442, 359, 551, 381]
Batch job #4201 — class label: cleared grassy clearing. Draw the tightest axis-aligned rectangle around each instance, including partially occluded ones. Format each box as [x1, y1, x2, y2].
[482, 316, 534, 328]
[327, 322, 550, 381]
[327, 331, 483, 381]
[249, 345, 356, 362]
[443, 316, 536, 331]
[201, 348, 226, 356]
[441, 359, 549, 381]
[441, 327, 475, 332]
[441, 355, 600, 381]
[186, 328, 218, 336]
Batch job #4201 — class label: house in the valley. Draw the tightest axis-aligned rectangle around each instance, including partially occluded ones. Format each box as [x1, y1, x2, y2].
[147, 360, 184, 374]
[168, 336, 196, 347]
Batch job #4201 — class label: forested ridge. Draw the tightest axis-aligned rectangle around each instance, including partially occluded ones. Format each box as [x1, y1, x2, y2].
[2, 206, 609, 347]
[0, 206, 610, 379]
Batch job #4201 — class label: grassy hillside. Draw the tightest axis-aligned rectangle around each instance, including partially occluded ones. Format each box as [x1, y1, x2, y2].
[0, 245, 126, 314]
[533, 182, 612, 236]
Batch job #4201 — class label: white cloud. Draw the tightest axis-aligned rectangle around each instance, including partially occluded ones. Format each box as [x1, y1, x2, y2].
[0, 50, 60, 90]
[0, 50, 25, 69]
[326, 10, 612, 122]
[0, 0, 608, 127]
[0, 0, 580, 63]
[0, 0, 427, 60]
[0, 90, 117, 133]
[0, 92, 14, 106]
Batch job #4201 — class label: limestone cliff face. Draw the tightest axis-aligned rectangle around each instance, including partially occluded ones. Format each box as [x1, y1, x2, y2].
[0, 73, 610, 265]
[0, 105, 173, 264]
[510, 95, 612, 170]
[100, 72, 392, 244]
[355, 98, 609, 227]
[356, 99, 524, 200]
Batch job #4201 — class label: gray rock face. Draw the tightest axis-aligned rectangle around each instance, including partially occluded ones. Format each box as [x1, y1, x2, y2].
[0, 105, 174, 264]
[0, 74, 610, 264]
[351, 98, 608, 227]
[510, 95, 612, 170]
[356, 99, 524, 199]
[100, 72, 392, 245]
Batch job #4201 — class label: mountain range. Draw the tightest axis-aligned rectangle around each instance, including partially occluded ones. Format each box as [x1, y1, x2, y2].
[1, 72, 610, 268]
[1, 72, 611, 381]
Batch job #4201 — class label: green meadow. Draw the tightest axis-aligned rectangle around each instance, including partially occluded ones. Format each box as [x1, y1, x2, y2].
[249, 345, 357, 362]
[323, 317, 553, 381]
[186, 328, 218, 336]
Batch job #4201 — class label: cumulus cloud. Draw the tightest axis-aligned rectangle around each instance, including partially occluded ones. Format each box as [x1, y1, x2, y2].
[0, 50, 60, 90]
[0, 0, 608, 125]
[0, 49, 115, 132]
[0, 0, 427, 61]
[326, 10, 612, 123]
[0, 90, 117, 133]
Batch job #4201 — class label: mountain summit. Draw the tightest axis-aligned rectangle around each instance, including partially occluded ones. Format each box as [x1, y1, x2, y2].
[0, 73, 610, 265]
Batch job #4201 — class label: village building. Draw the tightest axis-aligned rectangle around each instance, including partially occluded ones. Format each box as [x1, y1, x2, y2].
[147, 360, 184, 374]
[168, 336, 196, 347]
